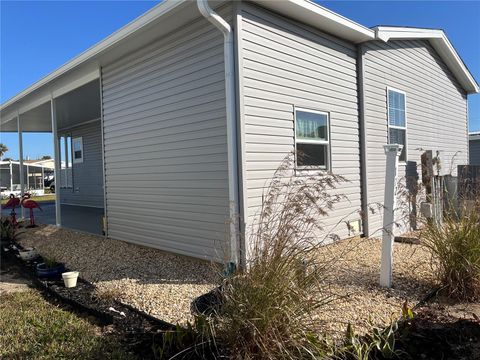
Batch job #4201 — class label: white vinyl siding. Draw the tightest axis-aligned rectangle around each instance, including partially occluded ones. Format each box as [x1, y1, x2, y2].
[101, 6, 232, 261]
[363, 39, 468, 235]
[238, 3, 362, 245]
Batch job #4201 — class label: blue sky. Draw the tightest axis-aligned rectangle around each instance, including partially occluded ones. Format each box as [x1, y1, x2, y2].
[1, 0, 479, 159]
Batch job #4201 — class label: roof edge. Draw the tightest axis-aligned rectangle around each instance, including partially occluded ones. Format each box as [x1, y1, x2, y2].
[1, 0, 188, 111]
[373, 26, 479, 94]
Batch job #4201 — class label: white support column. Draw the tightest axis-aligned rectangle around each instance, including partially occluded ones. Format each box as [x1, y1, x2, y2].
[51, 98, 62, 227]
[17, 114, 25, 217]
[41, 167, 45, 192]
[380, 144, 403, 288]
[9, 160, 13, 192]
[26, 165, 30, 191]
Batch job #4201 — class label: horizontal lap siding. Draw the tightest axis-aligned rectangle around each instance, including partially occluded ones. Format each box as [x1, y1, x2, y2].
[470, 139, 480, 165]
[102, 9, 231, 261]
[363, 39, 468, 234]
[239, 3, 362, 242]
[59, 121, 104, 208]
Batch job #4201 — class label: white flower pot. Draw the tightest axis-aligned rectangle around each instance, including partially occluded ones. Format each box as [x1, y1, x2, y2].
[62, 271, 79, 288]
[19, 248, 39, 261]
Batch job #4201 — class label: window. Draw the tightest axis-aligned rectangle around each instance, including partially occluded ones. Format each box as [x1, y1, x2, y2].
[387, 88, 407, 162]
[59, 135, 73, 188]
[72, 137, 84, 163]
[295, 109, 330, 169]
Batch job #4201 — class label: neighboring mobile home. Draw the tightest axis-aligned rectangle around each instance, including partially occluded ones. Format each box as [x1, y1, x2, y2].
[470, 132, 480, 165]
[1, 0, 478, 266]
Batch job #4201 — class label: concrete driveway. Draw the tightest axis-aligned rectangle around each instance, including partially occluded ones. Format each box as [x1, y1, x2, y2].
[1, 201, 103, 235]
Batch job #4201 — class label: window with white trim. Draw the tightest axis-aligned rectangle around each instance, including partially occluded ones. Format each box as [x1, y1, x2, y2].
[387, 88, 407, 162]
[295, 109, 330, 169]
[72, 137, 84, 164]
[59, 135, 73, 188]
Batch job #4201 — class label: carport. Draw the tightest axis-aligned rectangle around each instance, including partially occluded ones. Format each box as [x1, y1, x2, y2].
[0, 68, 105, 235]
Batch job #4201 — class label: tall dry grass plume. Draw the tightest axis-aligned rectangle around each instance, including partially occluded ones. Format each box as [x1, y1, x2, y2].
[216, 154, 348, 359]
[420, 173, 480, 301]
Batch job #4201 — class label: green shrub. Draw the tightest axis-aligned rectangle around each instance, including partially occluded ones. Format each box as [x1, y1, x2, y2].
[421, 209, 480, 301]
[0, 217, 16, 243]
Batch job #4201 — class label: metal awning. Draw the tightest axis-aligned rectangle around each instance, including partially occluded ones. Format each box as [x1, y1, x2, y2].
[1, 79, 100, 133]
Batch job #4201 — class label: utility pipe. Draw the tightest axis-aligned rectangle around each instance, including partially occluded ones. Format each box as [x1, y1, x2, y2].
[197, 0, 239, 267]
[356, 43, 369, 237]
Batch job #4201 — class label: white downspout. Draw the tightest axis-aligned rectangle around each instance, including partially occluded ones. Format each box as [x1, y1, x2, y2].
[197, 0, 239, 267]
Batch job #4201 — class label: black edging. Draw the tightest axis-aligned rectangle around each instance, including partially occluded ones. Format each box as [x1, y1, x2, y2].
[6, 243, 178, 331]
[32, 276, 115, 325]
[412, 286, 444, 311]
[117, 301, 177, 330]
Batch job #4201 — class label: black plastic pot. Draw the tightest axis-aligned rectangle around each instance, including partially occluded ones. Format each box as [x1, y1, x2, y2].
[36, 262, 65, 278]
[191, 286, 224, 316]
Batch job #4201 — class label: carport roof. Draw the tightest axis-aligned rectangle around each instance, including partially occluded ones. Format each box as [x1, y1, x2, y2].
[0, 0, 478, 131]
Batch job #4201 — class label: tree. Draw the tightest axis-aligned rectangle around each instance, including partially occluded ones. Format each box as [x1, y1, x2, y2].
[41, 155, 52, 160]
[0, 143, 8, 159]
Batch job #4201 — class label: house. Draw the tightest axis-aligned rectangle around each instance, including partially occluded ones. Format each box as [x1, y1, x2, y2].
[25, 158, 56, 170]
[1, 0, 478, 265]
[0, 160, 53, 196]
[470, 132, 480, 165]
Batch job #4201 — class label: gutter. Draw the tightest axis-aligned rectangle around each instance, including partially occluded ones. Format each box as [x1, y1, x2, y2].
[197, 0, 240, 267]
[357, 43, 369, 237]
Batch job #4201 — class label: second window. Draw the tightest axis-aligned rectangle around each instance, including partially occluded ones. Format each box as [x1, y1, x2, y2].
[387, 88, 407, 162]
[295, 108, 330, 170]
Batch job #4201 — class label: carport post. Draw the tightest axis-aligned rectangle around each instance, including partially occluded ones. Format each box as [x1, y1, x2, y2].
[9, 160, 13, 191]
[51, 97, 62, 227]
[17, 113, 25, 219]
[26, 165, 30, 191]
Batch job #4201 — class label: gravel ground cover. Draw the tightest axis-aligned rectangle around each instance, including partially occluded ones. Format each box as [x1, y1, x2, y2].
[18, 225, 436, 334]
[314, 236, 436, 336]
[17, 225, 220, 325]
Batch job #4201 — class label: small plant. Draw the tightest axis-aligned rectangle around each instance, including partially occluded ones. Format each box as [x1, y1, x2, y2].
[0, 217, 16, 243]
[92, 286, 123, 303]
[343, 320, 400, 360]
[43, 256, 60, 268]
[342, 303, 414, 360]
[152, 316, 218, 359]
[421, 208, 480, 301]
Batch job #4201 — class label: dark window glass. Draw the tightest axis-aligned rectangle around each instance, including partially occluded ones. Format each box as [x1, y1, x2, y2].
[389, 128, 406, 162]
[296, 143, 327, 168]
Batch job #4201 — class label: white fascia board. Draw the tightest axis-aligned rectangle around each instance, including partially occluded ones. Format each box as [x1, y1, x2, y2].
[0, 0, 187, 112]
[374, 26, 479, 94]
[470, 132, 480, 141]
[254, 0, 375, 43]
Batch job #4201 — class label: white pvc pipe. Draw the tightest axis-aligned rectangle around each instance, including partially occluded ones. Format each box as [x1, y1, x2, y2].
[197, 0, 239, 266]
[380, 144, 403, 287]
